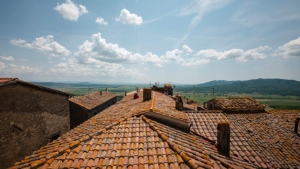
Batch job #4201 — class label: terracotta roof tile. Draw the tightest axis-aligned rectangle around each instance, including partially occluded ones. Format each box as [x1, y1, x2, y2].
[9, 89, 300, 169]
[226, 110, 300, 168]
[0, 77, 18, 84]
[69, 91, 116, 110]
[208, 98, 265, 111]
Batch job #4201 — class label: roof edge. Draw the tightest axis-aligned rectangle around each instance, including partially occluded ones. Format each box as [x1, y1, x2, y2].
[0, 80, 71, 96]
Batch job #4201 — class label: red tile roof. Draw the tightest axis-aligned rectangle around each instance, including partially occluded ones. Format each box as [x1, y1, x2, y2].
[0, 77, 18, 84]
[9, 90, 300, 169]
[69, 92, 116, 110]
[208, 98, 265, 111]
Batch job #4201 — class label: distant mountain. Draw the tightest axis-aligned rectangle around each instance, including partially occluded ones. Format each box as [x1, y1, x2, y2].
[196, 80, 241, 87]
[178, 79, 300, 96]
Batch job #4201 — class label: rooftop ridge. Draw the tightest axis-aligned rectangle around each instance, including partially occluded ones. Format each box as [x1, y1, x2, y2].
[141, 115, 212, 169]
[0, 79, 70, 96]
[10, 116, 131, 169]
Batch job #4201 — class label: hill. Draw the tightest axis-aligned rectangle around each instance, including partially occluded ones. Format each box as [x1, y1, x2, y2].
[177, 79, 300, 96]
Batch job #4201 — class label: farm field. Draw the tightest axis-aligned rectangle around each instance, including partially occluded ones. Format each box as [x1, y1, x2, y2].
[47, 83, 300, 110]
[176, 92, 300, 110]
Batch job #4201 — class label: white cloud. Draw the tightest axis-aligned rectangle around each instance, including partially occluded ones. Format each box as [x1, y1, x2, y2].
[96, 17, 108, 25]
[50, 58, 145, 78]
[178, 0, 232, 45]
[182, 45, 193, 54]
[0, 62, 5, 70]
[0, 56, 14, 62]
[10, 39, 26, 46]
[115, 9, 143, 25]
[75, 33, 162, 66]
[10, 35, 71, 57]
[275, 37, 300, 58]
[195, 46, 271, 62]
[0, 63, 42, 76]
[54, 0, 88, 21]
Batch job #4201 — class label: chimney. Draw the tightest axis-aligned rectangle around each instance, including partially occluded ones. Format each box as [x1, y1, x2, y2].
[136, 87, 138, 93]
[125, 90, 127, 96]
[143, 88, 152, 101]
[295, 117, 300, 134]
[175, 95, 183, 111]
[100, 90, 102, 95]
[217, 122, 230, 156]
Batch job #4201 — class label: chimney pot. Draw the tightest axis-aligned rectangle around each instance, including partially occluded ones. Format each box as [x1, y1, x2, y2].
[175, 95, 183, 111]
[143, 88, 152, 101]
[295, 117, 300, 134]
[217, 122, 230, 156]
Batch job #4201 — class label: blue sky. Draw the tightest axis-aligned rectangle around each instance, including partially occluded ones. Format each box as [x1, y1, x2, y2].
[0, 0, 299, 84]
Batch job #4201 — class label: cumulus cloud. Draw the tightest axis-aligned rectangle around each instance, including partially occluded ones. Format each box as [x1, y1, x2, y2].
[75, 33, 162, 66]
[95, 17, 108, 25]
[195, 46, 271, 62]
[0, 56, 14, 62]
[54, 0, 88, 21]
[0, 63, 42, 76]
[162, 45, 193, 63]
[275, 37, 300, 58]
[115, 9, 143, 25]
[10, 35, 71, 57]
[50, 58, 145, 78]
[0, 62, 5, 70]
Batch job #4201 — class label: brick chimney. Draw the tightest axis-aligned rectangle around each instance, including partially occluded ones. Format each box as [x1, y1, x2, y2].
[100, 90, 102, 95]
[295, 117, 300, 134]
[217, 122, 230, 156]
[175, 95, 183, 111]
[143, 88, 152, 101]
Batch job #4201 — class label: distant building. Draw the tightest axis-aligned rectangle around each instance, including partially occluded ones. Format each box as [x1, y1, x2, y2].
[69, 91, 117, 129]
[204, 97, 265, 113]
[152, 83, 173, 96]
[0, 78, 71, 169]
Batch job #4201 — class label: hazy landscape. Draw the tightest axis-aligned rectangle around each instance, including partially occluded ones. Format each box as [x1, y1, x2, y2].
[34, 78, 300, 110]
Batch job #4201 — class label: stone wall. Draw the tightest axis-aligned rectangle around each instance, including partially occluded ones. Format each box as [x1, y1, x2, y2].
[69, 101, 88, 129]
[0, 84, 69, 169]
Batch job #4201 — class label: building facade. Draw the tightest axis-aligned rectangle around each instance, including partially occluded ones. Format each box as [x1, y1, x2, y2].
[0, 78, 70, 169]
[69, 91, 117, 129]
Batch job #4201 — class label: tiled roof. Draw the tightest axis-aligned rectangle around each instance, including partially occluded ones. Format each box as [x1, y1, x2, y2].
[0, 78, 70, 96]
[151, 92, 189, 123]
[187, 110, 300, 168]
[9, 90, 300, 169]
[209, 98, 265, 111]
[226, 110, 300, 168]
[0, 77, 18, 84]
[69, 92, 117, 110]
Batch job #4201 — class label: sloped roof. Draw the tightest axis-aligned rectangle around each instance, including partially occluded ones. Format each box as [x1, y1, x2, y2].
[208, 98, 265, 111]
[0, 78, 70, 96]
[0, 77, 18, 84]
[226, 110, 300, 168]
[9, 90, 300, 169]
[69, 92, 117, 110]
